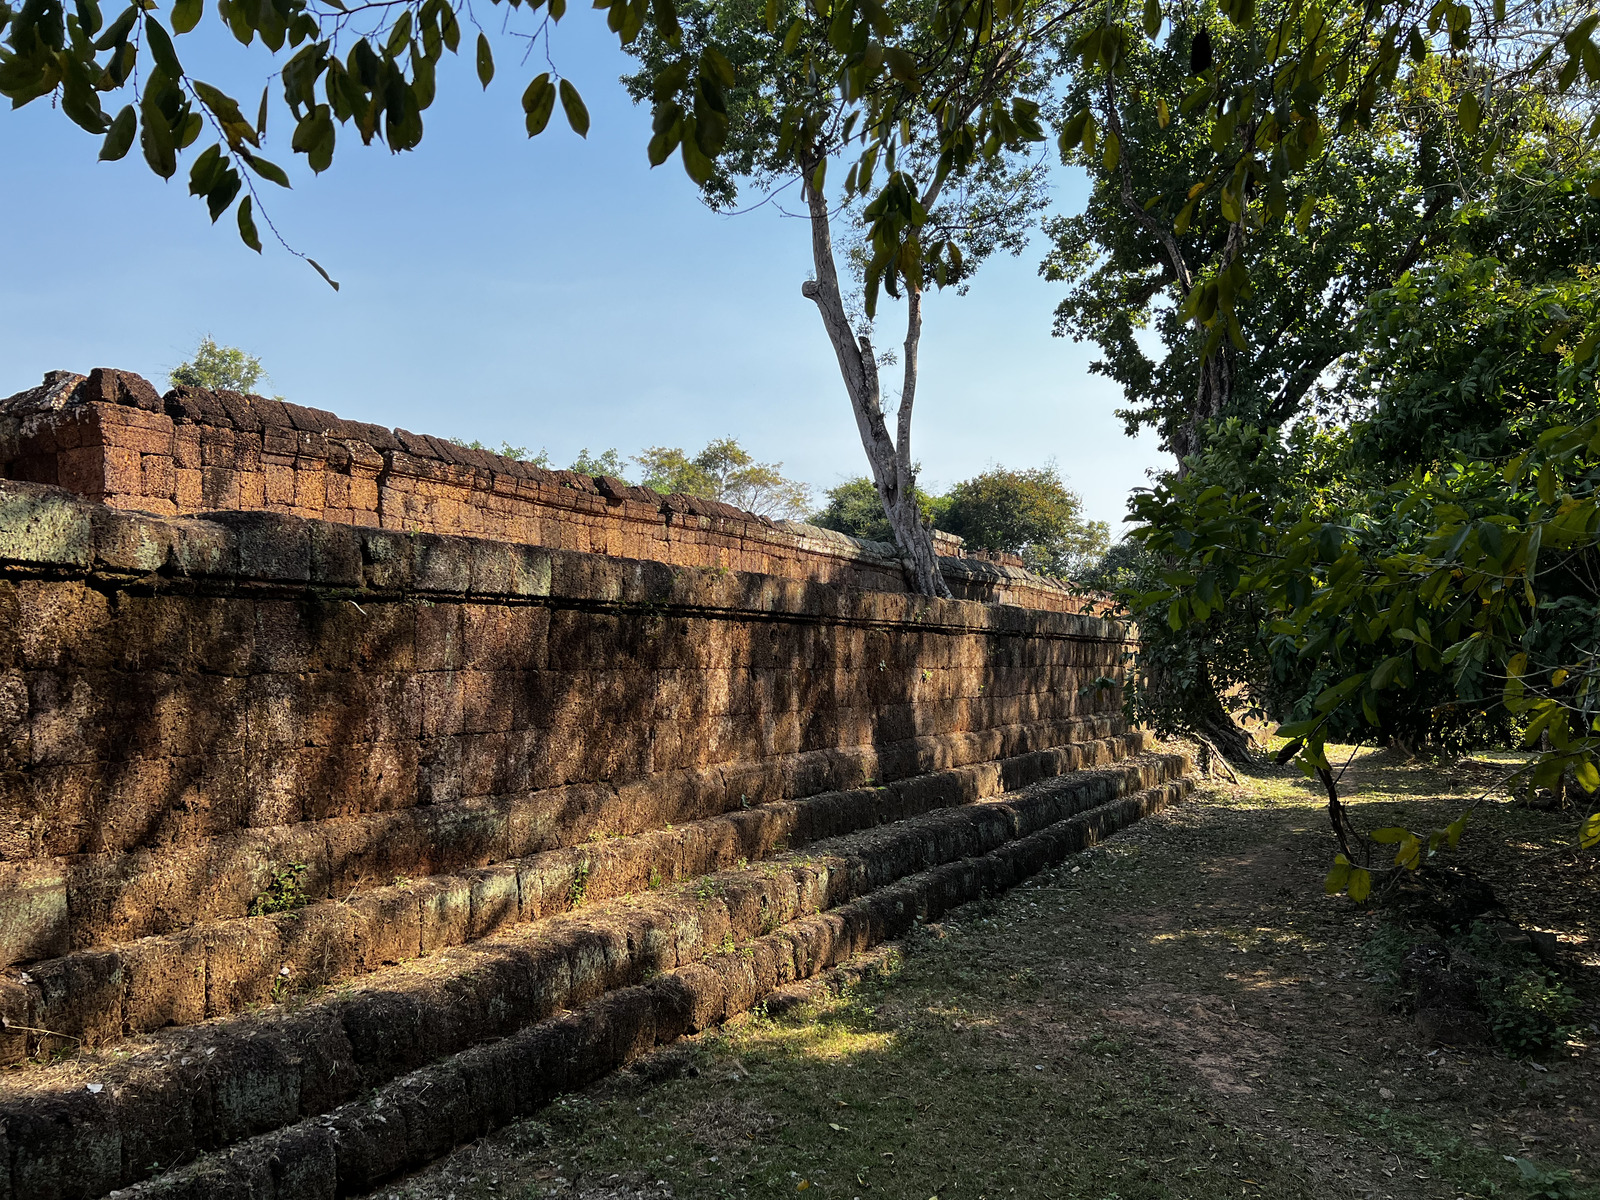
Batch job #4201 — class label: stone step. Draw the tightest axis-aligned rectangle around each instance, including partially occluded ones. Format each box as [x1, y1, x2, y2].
[0, 729, 1148, 1057]
[0, 751, 1191, 1200]
[133, 774, 1195, 1200]
[0, 713, 1124, 963]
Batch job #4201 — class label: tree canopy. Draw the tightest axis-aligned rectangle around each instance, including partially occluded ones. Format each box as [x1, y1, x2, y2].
[1120, 127, 1600, 890]
[11, 0, 1600, 597]
[1045, 5, 1471, 456]
[810, 465, 1107, 578]
[941, 464, 1109, 577]
[810, 475, 941, 543]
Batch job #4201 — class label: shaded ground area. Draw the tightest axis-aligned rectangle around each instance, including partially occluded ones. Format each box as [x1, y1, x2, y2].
[371, 747, 1598, 1200]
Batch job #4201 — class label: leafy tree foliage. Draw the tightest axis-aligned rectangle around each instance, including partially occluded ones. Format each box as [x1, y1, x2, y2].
[1137, 394, 1600, 897]
[1044, 8, 1470, 458]
[940, 464, 1109, 577]
[1126, 145, 1600, 893]
[810, 476, 939, 542]
[12, 0, 1595, 601]
[454, 439, 551, 465]
[1343, 163, 1600, 467]
[1052, 0, 1598, 464]
[569, 448, 632, 479]
[635, 438, 813, 518]
[1058, 2, 1600, 761]
[168, 336, 269, 393]
[623, 0, 1062, 596]
[811, 465, 1107, 578]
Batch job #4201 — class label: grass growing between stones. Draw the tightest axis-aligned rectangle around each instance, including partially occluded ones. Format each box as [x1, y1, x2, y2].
[374, 748, 1598, 1200]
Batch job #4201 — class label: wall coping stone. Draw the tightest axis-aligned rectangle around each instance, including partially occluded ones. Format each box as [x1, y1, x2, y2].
[0, 370, 1095, 611]
[0, 478, 1126, 640]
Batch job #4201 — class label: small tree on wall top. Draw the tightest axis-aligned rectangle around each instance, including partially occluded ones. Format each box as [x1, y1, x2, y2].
[168, 337, 269, 394]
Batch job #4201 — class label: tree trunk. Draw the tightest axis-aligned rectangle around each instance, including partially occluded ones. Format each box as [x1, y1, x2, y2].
[1170, 338, 1235, 466]
[1103, 72, 1240, 472]
[1188, 667, 1255, 767]
[799, 152, 951, 599]
[1103, 72, 1254, 761]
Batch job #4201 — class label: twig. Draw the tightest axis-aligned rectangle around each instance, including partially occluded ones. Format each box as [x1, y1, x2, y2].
[1316, 764, 1360, 863]
[1195, 735, 1240, 783]
[1, 1020, 82, 1045]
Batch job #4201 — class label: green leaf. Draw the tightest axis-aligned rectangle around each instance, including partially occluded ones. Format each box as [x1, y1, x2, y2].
[236, 194, 262, 252]
[1371, 655, 1404, 689]
[306, 257, 340, 290]
[187, 141, 224, 194]
[702, 46, 735, 87]
[1368, 827, 1411, 844]
[1580, 812, 1600, 849]
[1323, 854, 1351, 895]
[1458, 91, 1481, 135]
[99, 104, 136, 160]
[1057, 108, 1089, 156]
[94, 4, 138, 50]
[1142, 0, 1160, 37]
[559, 78, 589, 137]
[143, 15, 182, 77]
[522, 73, 555, 135]
[291, 105, 336, 172]
[885, 46, 918, 85]
[476, 32, 493, 88]
[240, 150, 291, 187]
[1103, 131, 1119, 171]
[1446, 813, 1468, 849]
[1294, 195, 1316, 234]
[170, 0, 201, 33]
[1312, 674, 1364, 712]
[139, 102, 177, 179]
[193, 80, 259, 149]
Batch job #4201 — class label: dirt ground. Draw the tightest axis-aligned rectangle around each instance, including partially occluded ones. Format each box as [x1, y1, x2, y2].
[366, 747, 1599, 1200]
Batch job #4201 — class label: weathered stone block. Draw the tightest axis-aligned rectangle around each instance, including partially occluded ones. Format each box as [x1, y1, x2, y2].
[200, 510, 311, 582]
[0, 482, 93, 568]
[308, 519, 363, 586]
[0, 859, 67, 966]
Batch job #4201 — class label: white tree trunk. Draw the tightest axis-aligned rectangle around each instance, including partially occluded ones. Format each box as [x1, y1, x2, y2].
[799, 156, 952, 599]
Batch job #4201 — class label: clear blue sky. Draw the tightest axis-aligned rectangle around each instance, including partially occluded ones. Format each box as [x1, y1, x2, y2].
[0, 19, 1163, 530]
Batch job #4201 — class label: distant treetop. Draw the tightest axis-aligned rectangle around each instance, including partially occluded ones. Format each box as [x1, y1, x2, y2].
[635, 439, 812, 522]
[168, 337, 270, 395]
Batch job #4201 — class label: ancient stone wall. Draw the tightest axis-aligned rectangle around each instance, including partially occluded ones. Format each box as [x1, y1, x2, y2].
[0, 368, 1084, 611]
[0, 479, 1128, 976]
[0, 373, 1167, 1200]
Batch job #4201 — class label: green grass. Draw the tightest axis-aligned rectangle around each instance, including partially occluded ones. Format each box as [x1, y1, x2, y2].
[377, 747, 1598, 1200]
